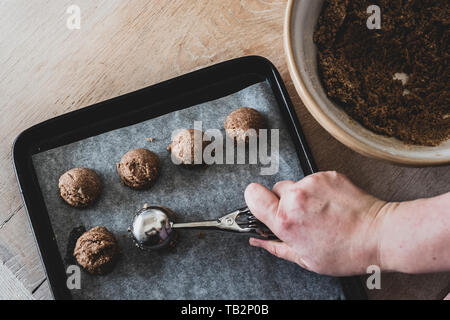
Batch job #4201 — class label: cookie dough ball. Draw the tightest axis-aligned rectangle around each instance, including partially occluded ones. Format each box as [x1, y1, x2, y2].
[58, 168, 101, 208]
[224, 107, 265, 143]
[74, 226, 120, 275]
[117, 148, 160, 189]
[168, 129, 209, 165]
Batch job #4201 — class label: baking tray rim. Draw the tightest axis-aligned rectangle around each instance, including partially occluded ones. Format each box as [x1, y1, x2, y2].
[12, 55, 367, 300]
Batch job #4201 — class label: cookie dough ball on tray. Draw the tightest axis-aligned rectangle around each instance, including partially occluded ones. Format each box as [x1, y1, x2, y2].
[117, 148, 160, 190]
[224, 107, 265, 143]
[74, 226, 120, 275]
[168, 129, 210, 166]
[58, 168, 102, 208]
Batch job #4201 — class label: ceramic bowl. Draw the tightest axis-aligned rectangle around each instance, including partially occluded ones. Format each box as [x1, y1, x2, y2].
[284, 0, 450, 165]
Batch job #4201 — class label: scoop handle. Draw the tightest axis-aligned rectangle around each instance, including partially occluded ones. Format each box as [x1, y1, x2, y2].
[171, 220, 221, 230]
[173, 207, 279, 240]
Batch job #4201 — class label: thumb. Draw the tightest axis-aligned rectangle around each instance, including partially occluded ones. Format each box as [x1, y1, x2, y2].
[244, 183, 279, 232]
[249, 238, 308, 269]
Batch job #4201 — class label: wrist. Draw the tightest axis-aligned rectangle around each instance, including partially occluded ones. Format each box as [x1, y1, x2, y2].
[372, 201, 402, 272]
[375, 194, 450, 274]
[356, 197, 390, 274]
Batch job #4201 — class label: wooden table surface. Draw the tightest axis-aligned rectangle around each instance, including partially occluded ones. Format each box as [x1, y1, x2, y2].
[0, 0, 449, 300]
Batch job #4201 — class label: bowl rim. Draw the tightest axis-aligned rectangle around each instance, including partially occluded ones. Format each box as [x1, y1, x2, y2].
[283, 0, 449, 166]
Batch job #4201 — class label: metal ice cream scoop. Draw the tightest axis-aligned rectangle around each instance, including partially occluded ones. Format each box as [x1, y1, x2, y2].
[130, 205, 278, 250]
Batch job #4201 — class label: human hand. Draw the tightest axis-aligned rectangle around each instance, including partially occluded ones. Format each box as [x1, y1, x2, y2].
[245, 171, 386, 276]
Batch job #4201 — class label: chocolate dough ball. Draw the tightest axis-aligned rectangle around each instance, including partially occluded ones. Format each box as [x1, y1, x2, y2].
[74, 226, 120, 275]
[168, 129, 209, 165]
[58, 168, 102, 208]
[117, 148, 160, 189]
[224, 107, 265, 143]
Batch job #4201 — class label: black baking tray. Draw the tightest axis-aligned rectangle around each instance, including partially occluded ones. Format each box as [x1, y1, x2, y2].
[13, 56, 367, 300]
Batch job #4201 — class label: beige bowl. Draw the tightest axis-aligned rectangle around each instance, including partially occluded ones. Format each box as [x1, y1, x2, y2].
[284, 0, 450, 166]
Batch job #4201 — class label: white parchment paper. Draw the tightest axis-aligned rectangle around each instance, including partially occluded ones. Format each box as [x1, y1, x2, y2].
[32, 82, 343, 299]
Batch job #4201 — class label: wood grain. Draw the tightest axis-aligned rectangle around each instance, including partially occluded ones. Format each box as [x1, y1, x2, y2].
[0, 0, 448, 300]
[0, 263, 34, 300]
